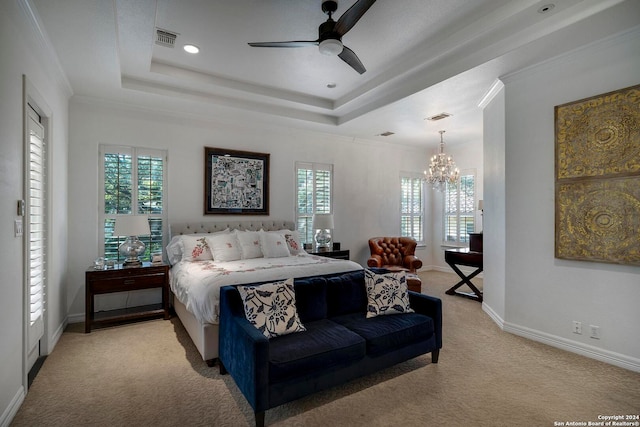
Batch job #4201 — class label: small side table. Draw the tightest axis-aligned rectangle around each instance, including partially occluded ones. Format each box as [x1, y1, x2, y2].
[309, 249, 350, 260]
[444, 248, 483, 302]
[85, 262, 170, 333]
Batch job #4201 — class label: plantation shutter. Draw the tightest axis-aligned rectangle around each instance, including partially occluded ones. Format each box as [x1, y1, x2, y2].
[295, 162, 333, 244]
[28, 108, 45, 348]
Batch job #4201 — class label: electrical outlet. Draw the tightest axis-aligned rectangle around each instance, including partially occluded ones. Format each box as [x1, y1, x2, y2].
[572, 321, 582, 334]
[590, 325, 600, 339]
[15, 219, 23, 237]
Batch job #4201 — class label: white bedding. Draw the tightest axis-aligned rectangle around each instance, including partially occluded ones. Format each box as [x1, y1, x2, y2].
[170, 254, 362, 324]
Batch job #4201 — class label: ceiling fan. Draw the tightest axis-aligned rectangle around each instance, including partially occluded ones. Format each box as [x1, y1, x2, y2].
[248, 0, 376, 74]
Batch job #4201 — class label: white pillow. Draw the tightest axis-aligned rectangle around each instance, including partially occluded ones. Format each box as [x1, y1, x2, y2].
[364, 269, 414, 318]
[237, 278, 306, 339]
[260, 231, 291, 258]
[165, 229, 230, 264]
[206, 232, 242, 262]
[180, 235, 213, 262]
[282, 230, 306, 255]
[235, 230, 263, 259]
[264, 229, 306, 255]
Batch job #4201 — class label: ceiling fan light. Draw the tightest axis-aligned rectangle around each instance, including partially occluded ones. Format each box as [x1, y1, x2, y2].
[319, 39, 343, 56]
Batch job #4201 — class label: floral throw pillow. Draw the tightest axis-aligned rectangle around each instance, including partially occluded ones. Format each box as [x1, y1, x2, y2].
[180, 235, 213, 262]
[364, 269, 414, 319]
[283, 230, 305, 255]
[237, 278, 306, 339]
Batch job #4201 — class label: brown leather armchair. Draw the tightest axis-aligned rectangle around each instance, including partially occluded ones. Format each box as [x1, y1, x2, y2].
[367, 237, 423, 273]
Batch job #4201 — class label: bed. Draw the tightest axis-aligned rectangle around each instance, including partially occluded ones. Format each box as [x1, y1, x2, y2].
[168, 220, 362, 365]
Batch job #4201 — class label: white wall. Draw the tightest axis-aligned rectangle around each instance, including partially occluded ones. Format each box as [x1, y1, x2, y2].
[66, 99, 431, 318]
[498, 27, 640, 370]
[0, 0, 70, 424]
[482, 85, 506, 324]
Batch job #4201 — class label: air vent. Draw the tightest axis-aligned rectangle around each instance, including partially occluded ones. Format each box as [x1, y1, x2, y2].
[378, 131, 395, 137]
[426, 112, 452, 121]
[156, 28, 178, 48]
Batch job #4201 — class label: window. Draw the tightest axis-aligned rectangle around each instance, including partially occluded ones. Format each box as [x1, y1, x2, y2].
[100, 145, 167, 262]
[400, 174, 424, 244]
[295, 162, 333, 245]
[444, 170, 476, 245]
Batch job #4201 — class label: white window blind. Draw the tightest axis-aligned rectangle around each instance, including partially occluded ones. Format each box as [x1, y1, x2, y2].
[444, 171, 476, 244]
[100, 145, 167, 262]
[400, 175, 424, 244]
[27, 109, 45, 340]
[295, 162, 333, 244]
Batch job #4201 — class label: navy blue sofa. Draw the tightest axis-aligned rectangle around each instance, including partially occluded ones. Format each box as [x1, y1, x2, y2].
[218, 270, 442, 427]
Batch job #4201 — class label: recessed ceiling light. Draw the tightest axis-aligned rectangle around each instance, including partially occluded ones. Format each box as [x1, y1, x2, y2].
[327, 82, 337, 89]
[537, 4, 555, 13]
[183, 44, 200, 54]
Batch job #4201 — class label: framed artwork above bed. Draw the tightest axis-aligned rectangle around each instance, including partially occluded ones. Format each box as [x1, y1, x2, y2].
[204, 147, 270, 215]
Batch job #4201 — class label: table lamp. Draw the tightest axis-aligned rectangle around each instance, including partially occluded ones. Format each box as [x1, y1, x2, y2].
[312, 213, 334, 252]
[114, 215, 150, 266]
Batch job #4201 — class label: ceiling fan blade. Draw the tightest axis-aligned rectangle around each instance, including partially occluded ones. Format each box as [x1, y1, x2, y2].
[335, 0, 376, 36]
[338, 46, 366, 74]
[248, 40, 318, 48]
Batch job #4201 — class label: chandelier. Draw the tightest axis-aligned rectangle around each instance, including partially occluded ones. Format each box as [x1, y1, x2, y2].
[424, 130, 459, 192]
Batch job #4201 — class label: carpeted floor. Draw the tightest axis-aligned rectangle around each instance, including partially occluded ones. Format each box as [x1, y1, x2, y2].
[11, 271, 640, 427]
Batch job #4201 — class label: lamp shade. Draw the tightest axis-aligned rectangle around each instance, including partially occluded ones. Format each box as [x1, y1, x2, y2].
[114, 215, 150, 237]
[312, 213, 334, 230]
[478, 200, 484, 211]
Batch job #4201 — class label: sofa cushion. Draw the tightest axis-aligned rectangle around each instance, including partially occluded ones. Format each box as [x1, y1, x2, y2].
[331, 312, 434, 357]
[237, 278, 306, 339]
[294, 276, 327, 323]
[268, 319, 366, 383]
[364, 269, 414, 318]
[326, 270, 368, 317]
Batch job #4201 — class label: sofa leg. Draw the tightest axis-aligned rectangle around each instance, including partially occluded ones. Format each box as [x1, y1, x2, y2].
[255, 411, 265, 427]
[431, 349, 440, 364]
[219, 361, 228, 375]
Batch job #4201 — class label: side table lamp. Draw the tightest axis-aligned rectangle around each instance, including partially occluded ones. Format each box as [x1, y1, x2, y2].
[114, 215, 151, 266]
[312, 213, 334, 252]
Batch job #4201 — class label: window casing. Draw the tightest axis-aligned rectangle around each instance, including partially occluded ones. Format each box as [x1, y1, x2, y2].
[443, 170, 476, 245]
[295, 162, 333, 245]
[400, 174, 424, 244]
[99, 145, 167, 262]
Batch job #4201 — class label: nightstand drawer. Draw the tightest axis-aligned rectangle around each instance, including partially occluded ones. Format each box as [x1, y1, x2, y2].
[90, 272, 166, 293]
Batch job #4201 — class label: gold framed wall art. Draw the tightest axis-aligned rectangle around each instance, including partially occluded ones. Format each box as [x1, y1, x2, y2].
[555, 84, 640, 265]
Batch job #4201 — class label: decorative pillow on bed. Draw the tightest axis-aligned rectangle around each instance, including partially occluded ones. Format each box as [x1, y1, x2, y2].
[166, 229, 230, 264]
[260, 231, 291, 258]
[235, 230, 263, 259]
[364, 268, 414, 319]
[263, 229, 306, 255]
[237, 278, 306, 339]
[283, 230, 305, 255]
[206, 232, 242, 262]
[180, 236, 213, 262]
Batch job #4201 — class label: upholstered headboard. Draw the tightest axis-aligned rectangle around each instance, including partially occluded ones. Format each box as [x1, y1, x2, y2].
[169, 220, 296, 238]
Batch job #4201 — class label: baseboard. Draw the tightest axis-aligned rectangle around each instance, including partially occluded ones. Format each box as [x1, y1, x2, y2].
[482, 303, 505, 328]
[503, 322, 640, 373]
[48, 318, 67, 353]
[0, 386, 25, 427]
[66, 312, 84, 324]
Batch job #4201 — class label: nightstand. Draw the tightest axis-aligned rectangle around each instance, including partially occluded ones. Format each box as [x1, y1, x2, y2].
[85, 262, 170, 333]
[309, 249, 350, 260]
